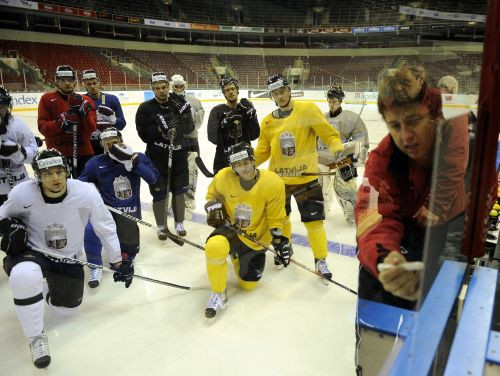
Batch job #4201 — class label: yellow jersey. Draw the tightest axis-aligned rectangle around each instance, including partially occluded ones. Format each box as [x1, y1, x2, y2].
[254, 101, 343, 185]
[206, 167, 286, 250]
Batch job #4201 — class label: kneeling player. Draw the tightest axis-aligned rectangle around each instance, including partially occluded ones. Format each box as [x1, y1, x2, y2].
[203, 143, 291, 319]
[0, 149, 133, 369]
[79, 128, 159, 287]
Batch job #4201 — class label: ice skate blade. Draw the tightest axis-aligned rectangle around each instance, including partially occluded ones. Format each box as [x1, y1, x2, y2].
[318, 276, 330, 286]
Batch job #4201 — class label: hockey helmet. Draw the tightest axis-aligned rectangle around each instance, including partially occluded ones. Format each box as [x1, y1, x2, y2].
[327, 84, 345, 100]
[226, 142, 255, 167]
[82, 69, 100, 81]
[0, 86, 13, 110]
[219, 76, 239, 92]
[32, 149, 71, 181]
[99, 127, 123, 148]
[150, 71, 169, 86]
[267, 74, 289, 93]
[55, 65, 76, 81]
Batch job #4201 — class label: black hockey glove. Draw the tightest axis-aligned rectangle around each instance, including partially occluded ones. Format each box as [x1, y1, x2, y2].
[221, 110, 243, 139]
[236, 98, 256, 119]
[168, 92, 191, 114]
[111, 260, 134, 288]
[0, 142, 26, 160]
[109, 144, 139, 171]
[337, 154, 358, 182]
[97, 105, 116, 129]
[0, 217, 28, 257]
[270, 228, 292, 267]
[204, 200, 227, 228]
[155, 113, 177, 140]
[35, 136, 44, 147]
[56, 112, 79, 133]
[68, 94, 92, 117]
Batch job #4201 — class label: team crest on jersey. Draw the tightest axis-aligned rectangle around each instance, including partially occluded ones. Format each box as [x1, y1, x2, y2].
[279, 131, 296, 157]
[44, 223, 67, 249]
[234, 204, 252, 229]
[113, 175, 132, 200]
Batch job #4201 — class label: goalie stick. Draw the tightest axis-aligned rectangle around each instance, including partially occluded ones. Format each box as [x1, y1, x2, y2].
[29, 245, 205, 290]
[105, 205, 205, 251]
[195, 156, 215, 178]
[226, 224, 357, 295]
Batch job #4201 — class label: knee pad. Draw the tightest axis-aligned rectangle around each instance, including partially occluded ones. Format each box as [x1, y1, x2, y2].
[9, 262, 44, 300]
[206, 235, 230, 262]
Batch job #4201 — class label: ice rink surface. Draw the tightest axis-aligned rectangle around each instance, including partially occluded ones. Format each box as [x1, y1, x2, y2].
[0, 97, 388, 376]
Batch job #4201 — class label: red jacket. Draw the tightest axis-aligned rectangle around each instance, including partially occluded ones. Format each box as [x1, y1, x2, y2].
[38, 91, 96, 157]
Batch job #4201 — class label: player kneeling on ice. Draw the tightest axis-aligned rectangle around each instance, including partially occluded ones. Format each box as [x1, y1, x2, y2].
[0, 149, 134, 369]
[79, 128, 159, 288]
[203, 142, 291, 319]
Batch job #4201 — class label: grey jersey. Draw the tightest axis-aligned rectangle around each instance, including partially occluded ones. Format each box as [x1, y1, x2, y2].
[185, 95, 204, 139]
[323, 109, 369, 148]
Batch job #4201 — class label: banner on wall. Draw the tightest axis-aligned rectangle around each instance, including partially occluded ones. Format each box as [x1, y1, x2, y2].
[1, 0, 38, 9]
[399, 5, 486, 23]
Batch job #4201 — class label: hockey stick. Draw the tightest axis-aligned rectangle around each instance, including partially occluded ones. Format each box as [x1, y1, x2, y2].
[105, 205, 205, 251]
[301, 157, 353, 177]
[1, 160, 14, 188]
[72, 123, 77, 178]
[195, 156, 215, 178]
[29, 245, 205, 290]
[227, 224, 357, 295]
[163, 129, 184, 246]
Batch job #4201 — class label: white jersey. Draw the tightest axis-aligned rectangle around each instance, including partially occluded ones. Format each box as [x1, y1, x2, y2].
[185, 94, 204, 139]
[0, 179, 122, 263]
[0, 116, 38, 194]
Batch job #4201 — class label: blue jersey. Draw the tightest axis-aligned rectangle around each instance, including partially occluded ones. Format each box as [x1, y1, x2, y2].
[79, 153, 158, 218]
[90, 92, 126, 130]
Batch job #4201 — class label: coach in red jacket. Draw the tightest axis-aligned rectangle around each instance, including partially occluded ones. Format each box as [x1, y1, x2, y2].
[38, 65, 96, 177]
[355, 65, 468, 309]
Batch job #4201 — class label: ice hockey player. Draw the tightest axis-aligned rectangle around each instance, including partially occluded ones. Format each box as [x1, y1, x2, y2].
[254, 74, 344, 282]
[79, 127, 159, 287]
[207, 77, 259, 174]
[0, 149, 134, 368]
[318, 84, 369, 222]
[204, 142, 290, 319]
[136, 72, 195, 239]
[81, 69, 126, 155]
[0, 86, 38, 205]
[38, 65, 96, 177]
[171, 74, 205, 210]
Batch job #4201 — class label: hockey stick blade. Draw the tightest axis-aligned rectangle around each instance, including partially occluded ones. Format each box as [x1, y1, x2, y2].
[301, 171, 337, 176]
[105, 205, 205, 250]
[195, 156, 215, 178]
[28, 245, 204, 290]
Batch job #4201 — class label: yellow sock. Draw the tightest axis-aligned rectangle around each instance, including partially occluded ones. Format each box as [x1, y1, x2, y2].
[283, 216, 292, 240]
[304, 220, 328, 260]
[205, 235, 230, 292]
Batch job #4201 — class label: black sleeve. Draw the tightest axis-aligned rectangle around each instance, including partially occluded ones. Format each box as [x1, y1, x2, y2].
[207, 107, 221, 145]
[245, 115, 260, 141]
[179, 110, 195, 135]
[135, 102, 162, 144]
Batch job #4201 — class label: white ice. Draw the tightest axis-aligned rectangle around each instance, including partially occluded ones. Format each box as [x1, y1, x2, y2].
[0, 98, 388, 375]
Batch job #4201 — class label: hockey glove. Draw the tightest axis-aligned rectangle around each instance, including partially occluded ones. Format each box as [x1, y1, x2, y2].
[337, 154, 357, 182]
[111, 259, 134, 288]
[0, 217, 28, 257]
[69, 94, 92, 117]
[0, 141, 27, 162]
[204, 200, 227, 228]
[97, 105, 116, 127]
[35, 136, 44, 147]
[236, 98, 256, 119]
[221, 110, 243, 139]
[270, 228, 292, 267]
[109, 144, 139, 171]
[56, 112, 79, 133]
[168, 92, 191, 114]
[155, 113, 177, 140]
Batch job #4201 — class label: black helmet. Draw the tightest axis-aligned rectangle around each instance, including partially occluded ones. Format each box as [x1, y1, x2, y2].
[226, 142, 254, 168]
[219, 76, 239, 92]
[32, 149, 71, 181]
[150, 71, 169, 85]
[267, 74, 289, 92]
[99, 127, 123, 148]
[55, 65, 76, 81]
[0, 86, 13, 110]
[327, 84, 345, 100]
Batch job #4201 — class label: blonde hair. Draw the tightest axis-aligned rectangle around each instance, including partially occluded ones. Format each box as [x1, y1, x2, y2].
[437, 75, 459, 94]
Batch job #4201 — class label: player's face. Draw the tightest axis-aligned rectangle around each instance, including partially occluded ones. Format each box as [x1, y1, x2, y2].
[173, 84, 185, 95]
[271, 87, 291, 108]
[56, 77, 76, 95]
[385, 103, 436, 164]
[40, 166, 68, 197]
[327, 97, 342, 112]
[394, 69, 422, 101]
[233, 159, 256, 181]
[102, 137, 121, 153]
[83, 78, 101, 97]
[152, 82, 169, 103]
[223, 84, 238, 103]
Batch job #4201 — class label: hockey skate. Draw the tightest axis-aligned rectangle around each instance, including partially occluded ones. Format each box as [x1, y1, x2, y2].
[175, 222, 187, 237]
[29, 332, 51, 369]
[88, 267, 102, 288]
[315, 258, 332, 286]
[205, 290, 228, 320]
[157, 227, 168, 241]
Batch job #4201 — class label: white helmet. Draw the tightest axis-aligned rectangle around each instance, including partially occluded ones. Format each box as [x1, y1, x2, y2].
[171, 74, 186, 93]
